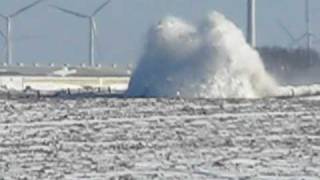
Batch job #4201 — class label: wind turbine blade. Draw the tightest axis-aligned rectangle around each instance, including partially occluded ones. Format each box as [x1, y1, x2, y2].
[0, 13, 7, 19]
[0, 29, 5, 40]
[277, 20, 296, 42]
[11, 0, 45, 17]
[93, 0, 111, 16]
[310, 33, 317, 39]
[312, 38, 320, 44]
[50, 5, 88, 18]
[0, 44, 7, 59]
[290, 34, 307, 48]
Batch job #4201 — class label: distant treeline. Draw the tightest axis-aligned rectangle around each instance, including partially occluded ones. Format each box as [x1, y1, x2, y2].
[258, 46, 320, 70]
[257, 46, 320, 84]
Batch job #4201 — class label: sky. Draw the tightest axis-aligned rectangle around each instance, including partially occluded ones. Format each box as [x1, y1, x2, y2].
[0, 0, 320, 66]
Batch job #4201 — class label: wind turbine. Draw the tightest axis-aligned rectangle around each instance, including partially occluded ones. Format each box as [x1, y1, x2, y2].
[279, 0, 316, 65]
[247, 0, 256, 48]
[51, 0, 112, 67]
[0, 0, 45, 66]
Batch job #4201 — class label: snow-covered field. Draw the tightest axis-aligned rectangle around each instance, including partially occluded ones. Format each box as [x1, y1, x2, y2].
[1, 97, 320, 179]
[0, 76, 129, 92]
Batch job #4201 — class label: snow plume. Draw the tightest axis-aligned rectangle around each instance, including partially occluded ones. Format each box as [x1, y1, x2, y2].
[127, 12, 278, 98]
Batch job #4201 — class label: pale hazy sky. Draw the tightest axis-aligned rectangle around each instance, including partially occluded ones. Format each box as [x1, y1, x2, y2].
[0, 0, 319, 66]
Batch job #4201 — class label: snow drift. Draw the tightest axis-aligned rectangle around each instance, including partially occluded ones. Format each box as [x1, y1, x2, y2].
[127, 12, 278, 98]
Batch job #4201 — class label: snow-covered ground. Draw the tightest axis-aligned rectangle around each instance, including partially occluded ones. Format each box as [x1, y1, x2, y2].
[0, 76, 129, 92]
[0, 97, 320, 179]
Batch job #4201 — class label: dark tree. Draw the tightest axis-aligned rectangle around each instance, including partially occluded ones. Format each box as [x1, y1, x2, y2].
[258, 46, 320, 85]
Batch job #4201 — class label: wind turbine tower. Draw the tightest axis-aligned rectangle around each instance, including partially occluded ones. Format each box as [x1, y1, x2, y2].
[278, 0, 316, 65]
[0, 0, 45, 66]
[51, 0, 111, 67]
[247, 0, 256, 48]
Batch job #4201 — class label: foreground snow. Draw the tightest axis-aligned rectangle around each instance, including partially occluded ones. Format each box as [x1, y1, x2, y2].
[0, 97, 320, 179]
